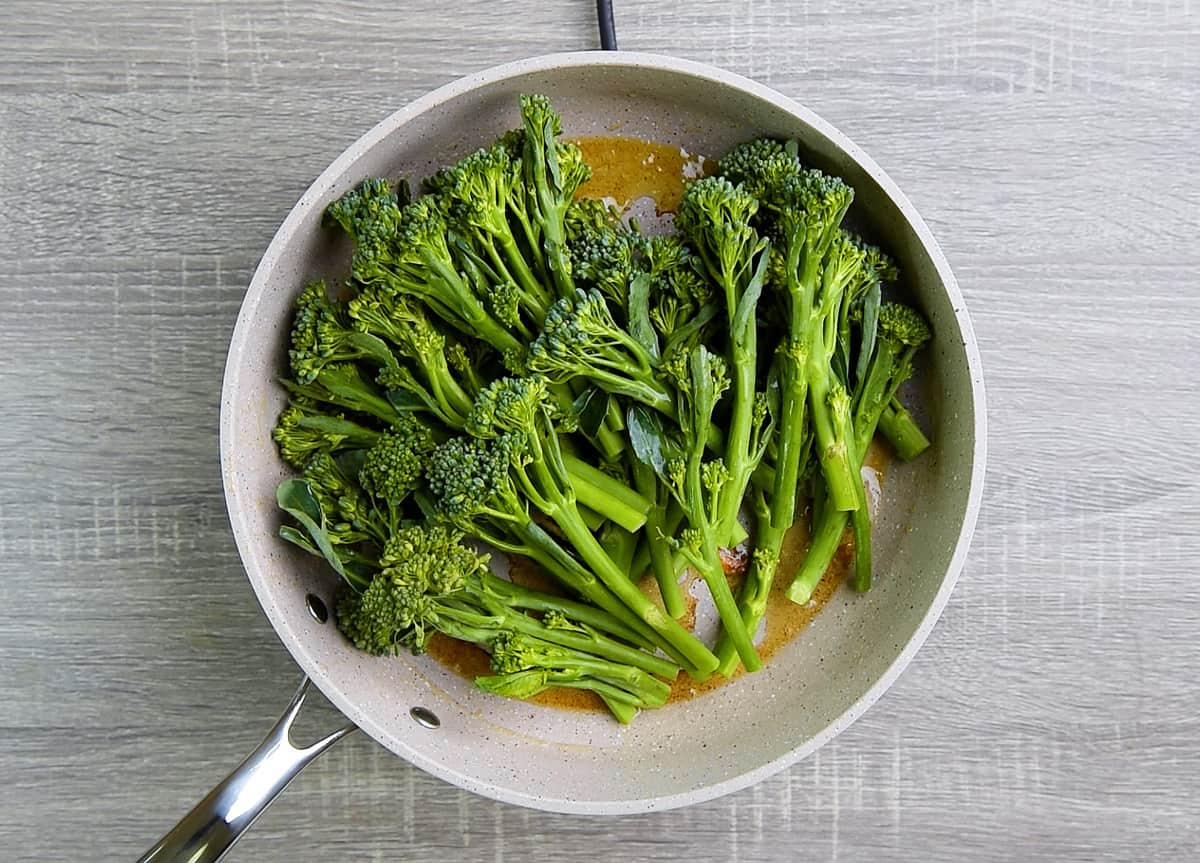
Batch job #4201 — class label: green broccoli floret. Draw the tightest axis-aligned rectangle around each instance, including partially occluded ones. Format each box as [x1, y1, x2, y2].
[326, 180, 524, 358]
[272, 400, 381, 468]
[675, 177, 773, 548]
[286, 280, 403, 385]
[325, 178, 402, 242]
[300, 451, 376, 544]
[358, 416, 438, 505]
[337, 571, 439, 655]
[518, 94, 592, 299]
[284, 279, 473, 431]
[460, 376, 648, 533]
[853, 302, 931, 455]
[527, 288, 673, 416]
[567, 201, 642, 307]
[565, 197, 622, 245]
[438, 143, 553, 324]
[294, 410, 437, 549]
[716, 138, 796, 203]
[347, 286, 475, 426]
[644, 235, 715, 349]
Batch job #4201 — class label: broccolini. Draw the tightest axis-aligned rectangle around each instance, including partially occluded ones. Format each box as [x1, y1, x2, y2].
[270, 95, 935, 720]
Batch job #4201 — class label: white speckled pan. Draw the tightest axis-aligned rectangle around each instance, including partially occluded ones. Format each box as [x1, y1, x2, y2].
[219, 52, 985, 816]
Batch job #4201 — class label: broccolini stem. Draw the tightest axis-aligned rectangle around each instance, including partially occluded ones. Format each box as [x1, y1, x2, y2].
[633, 461, 686, 618]
[713, 251, 771, 547]
[555, 676, 663, 708]
[496, 232, 552, 320]
[593, 416, 628, 461]
[471, 625, 672, 704]
[551, 507, 720, 680]
[420, 352, 475, 425]
[400, 255, 526, 357]
[476, 232, 549, 324]
[510, 521, 700, 668]
[600, 525, 639, 579]
[439, 604, 677, 679]
[713, 334, 760, 544]
[479, 573, 651, 649]
[576, 504, 606, 532]
[554, 655, 671, 703]
[807, 371, 859, 512]
[507, 194, 546, 284]
[284, 369, 402, 426]
[576, 367, 676, 417]
[681, 427, 760, 673]
[478, 671, 661, 710]
[849, 489, 872, 592]
[562, 453, 651, 533]
[877, 397, 931, 461]
[785, 506, 849, 604]
[714, 353, 807, 675]
[599, 693, 638, 724]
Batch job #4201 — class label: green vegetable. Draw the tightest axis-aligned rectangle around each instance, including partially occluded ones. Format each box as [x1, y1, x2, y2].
[336, 523, 675, 721]
[328, 181, 526, 359]
[517, 94, 593, 299]
[674, 177, 774, 548]
[528, 288, 674, 416]
[878, 397, 931, 461]
[659, 347, 762, 671]
[786, 300, 932, 602]
[429, 376, 719, 679]
[271, 97, 935, 721]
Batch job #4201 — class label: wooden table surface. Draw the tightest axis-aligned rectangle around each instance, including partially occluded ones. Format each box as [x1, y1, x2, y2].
[3, 1, 1197, 860]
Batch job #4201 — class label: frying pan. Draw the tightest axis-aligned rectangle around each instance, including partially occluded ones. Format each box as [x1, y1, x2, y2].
[138, 51, 986, 861]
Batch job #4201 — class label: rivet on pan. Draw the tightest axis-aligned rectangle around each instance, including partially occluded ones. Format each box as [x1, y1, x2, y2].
[410, 706, 441, 728]
[305, 593, 329, 623]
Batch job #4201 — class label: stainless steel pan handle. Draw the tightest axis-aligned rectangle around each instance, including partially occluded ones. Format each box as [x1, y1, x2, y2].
[136, 678, 356, 863]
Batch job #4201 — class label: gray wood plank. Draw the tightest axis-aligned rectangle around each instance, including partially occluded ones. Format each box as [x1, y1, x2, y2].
[1, 0, 1198, 860]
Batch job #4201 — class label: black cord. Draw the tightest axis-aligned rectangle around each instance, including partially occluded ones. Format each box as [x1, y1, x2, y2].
[596, 0, 618, 50]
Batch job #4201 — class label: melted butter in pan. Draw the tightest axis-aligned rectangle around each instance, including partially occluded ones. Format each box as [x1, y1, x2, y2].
[574, 136, 709, 214]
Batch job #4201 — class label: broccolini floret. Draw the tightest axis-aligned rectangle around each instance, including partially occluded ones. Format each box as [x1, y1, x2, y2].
[327, 180, 525, 358]
[518, 94, 592, 299]
[527, 288, 673, 416]
[346, 286, 476, 426]
[272, 400, 381, 468]
[675, 177, 773, 548]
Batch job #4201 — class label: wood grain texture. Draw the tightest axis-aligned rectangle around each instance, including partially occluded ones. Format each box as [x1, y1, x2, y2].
[1, 0, 1198, 860]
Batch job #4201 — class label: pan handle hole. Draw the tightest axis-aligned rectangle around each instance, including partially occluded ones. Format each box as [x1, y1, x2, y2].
[305, 593, 329, 623]
[410, 706, 440, 729]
